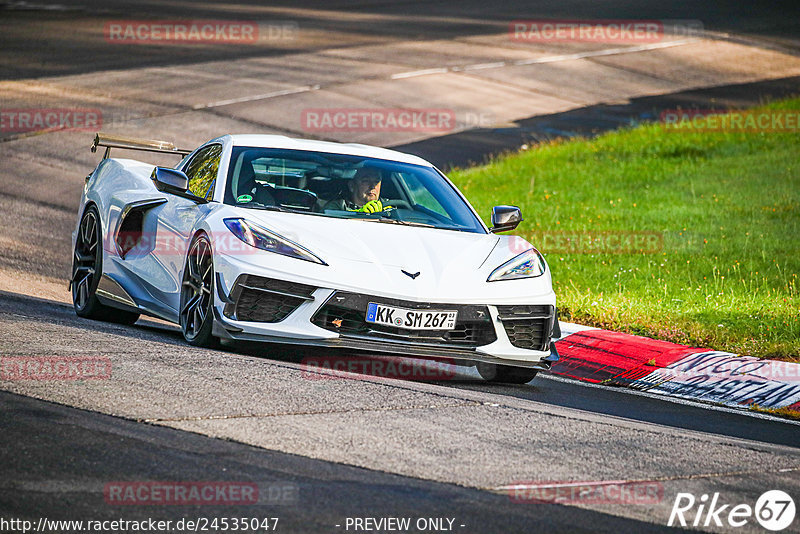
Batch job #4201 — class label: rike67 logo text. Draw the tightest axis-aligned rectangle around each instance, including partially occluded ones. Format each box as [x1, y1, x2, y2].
[669, 490, 795, 531]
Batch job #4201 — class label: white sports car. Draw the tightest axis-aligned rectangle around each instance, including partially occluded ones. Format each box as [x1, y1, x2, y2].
[71, 133, 559, 383]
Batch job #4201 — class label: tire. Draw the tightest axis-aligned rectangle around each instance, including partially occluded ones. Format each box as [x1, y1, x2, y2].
[72, 205, 140, 325]
[477, 362, 538, 384]
[179, 233, 219, 348]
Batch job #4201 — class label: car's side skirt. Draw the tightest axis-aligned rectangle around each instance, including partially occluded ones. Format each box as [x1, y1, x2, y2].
[95, 273, 179, 324]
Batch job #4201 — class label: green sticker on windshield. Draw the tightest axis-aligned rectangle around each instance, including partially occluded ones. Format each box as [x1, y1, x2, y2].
[237, 194, 253, 203]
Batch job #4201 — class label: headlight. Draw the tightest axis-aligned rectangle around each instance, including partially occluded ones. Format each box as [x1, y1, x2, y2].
[488, 248, 546, 282]
[224, 218, 327, 265]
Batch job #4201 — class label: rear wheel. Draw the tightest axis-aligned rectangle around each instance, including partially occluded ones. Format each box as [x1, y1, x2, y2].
[179, 234, 219, 348]
[477, 362, 538, 384]
[72, 206, 140, 324]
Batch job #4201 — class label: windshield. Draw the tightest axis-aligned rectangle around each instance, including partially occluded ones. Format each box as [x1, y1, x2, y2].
[223, 147, 485, 233]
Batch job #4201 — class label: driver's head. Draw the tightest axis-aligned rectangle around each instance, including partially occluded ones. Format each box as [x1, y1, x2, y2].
[349, 167, 382, 205]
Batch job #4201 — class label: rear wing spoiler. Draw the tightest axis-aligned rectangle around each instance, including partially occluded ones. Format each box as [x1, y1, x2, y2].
[91, 132, 193, 159]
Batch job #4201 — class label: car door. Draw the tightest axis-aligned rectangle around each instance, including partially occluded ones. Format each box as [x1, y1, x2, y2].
[153, 144, 223, 315]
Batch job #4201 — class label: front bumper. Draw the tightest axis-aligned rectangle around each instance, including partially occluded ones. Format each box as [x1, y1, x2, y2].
[211, 271, 558, 369]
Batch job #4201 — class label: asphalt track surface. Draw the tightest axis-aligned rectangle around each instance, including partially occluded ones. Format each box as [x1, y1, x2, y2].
[2, 0, 799, 80]
[2, 391, 687, 534]
[2, 1, 800, 533]
[2, 293, 799, 533]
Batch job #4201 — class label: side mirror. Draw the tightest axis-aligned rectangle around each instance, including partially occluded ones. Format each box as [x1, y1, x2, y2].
[152, 167, 189, 195]
[490, 205, 522, 233]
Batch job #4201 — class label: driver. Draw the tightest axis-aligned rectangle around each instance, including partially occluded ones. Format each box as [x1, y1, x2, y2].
[324, 167, 387, 213]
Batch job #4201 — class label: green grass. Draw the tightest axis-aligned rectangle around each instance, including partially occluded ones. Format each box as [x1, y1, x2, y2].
[750, 404, 800, 421]
[450, 98, 800, 361]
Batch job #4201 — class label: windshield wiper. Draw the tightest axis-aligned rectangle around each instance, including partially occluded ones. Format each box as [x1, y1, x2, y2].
[365, 215, 435, 228]
[242, 204, 306, 214]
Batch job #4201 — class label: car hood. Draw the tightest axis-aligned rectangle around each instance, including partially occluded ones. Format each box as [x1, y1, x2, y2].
[210, 207, 552, 303]
[241, 210, 500, 273]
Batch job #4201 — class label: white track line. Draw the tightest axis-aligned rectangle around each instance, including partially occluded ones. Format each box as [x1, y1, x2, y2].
[193, 84, 320, 110]
[514, 38, 700, 65]
[194, 38, 699, 108]
[392, 38, 700, 79]
[454, 61, 508, 72]
[390, 67, 449, 79]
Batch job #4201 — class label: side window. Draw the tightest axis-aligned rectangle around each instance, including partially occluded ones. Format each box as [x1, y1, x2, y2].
[183, 144, 222, 200]
[398, 172, 448, 217]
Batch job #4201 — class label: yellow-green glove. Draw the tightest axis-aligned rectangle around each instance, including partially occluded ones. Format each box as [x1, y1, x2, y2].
[357, 200, 383, 213]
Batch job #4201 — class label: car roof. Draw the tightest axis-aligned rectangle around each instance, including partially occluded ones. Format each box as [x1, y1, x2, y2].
[220, 134, 432, 167]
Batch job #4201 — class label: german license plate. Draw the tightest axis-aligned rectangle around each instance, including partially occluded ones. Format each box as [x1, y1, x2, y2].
[366, 302, 457, 330]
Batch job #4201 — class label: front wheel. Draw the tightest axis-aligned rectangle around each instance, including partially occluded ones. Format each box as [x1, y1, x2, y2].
[179, 234, 219, 348]
[477, 362, 538, 384]
[72, 205, 140, 325]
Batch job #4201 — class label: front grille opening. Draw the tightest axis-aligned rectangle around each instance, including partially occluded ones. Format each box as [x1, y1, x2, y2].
[496, 304, 554, 351]
[311, 292, 497, 347]
[235, 290, 304, 322]
[224, 275, 317, 323]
